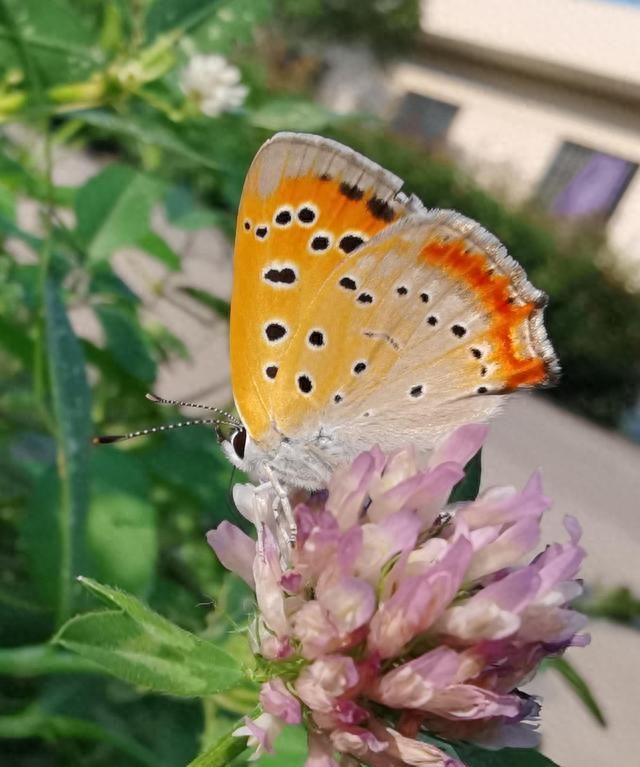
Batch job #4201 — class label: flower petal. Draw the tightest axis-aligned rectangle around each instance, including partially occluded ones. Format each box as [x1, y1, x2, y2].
[327, 449, 385, 529]
[466, 518, 541, 581]
[206, 522, 255, 588]
[295, 656, 359, 712]
[253, 527, 289, 637]
[368, 536, 473, 658]
[260, 678, 301, 724]
[462, 471, 550, 529]
[429, 424, 489, 469]
[317, 573, 376, 636]
[369, 721, 463, 766]
[232, 713, 281, 761]
[305, 731, 340, 767]
[372, 647, 461, 708]
[425, 684, 522, 720]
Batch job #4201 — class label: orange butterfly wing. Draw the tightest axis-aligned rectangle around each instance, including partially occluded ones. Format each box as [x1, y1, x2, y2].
[230, 132, 423, 443]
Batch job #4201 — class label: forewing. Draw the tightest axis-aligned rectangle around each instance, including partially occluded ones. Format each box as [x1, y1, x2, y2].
[230, 132, 424, 441]
[272, 209, 559, 455]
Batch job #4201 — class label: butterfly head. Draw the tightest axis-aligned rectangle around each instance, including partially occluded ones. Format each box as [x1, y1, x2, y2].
[220, 425, 247, 467]
[219, 424, 270, 480]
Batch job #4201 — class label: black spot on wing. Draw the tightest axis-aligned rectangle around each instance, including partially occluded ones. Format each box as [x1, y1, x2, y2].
[339, 181, 364, 200]
[274, 209, 292, 226]
[298, 207, 316, 224]
[264, 267, 296, 285]
[339, 234, 365, 254]
[265, 322, 287, 342]
[367, 196, 395, 222]
[297, 374, 313, 394]
[311, 235, 330, 252]
[308, 330, 325, 347]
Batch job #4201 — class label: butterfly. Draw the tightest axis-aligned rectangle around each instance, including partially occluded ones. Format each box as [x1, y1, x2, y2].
[220, 132, 559, 502]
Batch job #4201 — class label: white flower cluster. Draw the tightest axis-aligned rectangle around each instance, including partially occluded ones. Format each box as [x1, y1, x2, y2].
[180, 54, 248, 117]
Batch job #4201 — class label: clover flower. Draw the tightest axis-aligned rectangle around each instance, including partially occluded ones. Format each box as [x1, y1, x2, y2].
[207, 425, 589, 767]
[180, 54, 248, 117]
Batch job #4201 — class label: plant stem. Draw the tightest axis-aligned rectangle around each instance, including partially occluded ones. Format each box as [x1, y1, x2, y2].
[0, 643, 102, 677]
[187, 719, 252, 767]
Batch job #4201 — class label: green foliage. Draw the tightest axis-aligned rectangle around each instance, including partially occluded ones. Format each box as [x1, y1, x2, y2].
[448, 450, 482, 504]
[420, 735, 561, 767]
[576, 584, 640, 627]
[75, 165, 165, 263]
[454, 744, 560, 767]
[274, 0, 421, 56]
[44, 280, 93, 623]
[545, 657, 606, 727]
[55, 577, 243, 697]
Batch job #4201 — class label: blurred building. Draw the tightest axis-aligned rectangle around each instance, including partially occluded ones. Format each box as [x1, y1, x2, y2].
[319, 0, 640, 286]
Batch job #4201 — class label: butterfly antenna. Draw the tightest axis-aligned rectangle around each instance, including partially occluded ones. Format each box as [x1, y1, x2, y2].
[146, 392, 241, 427]
[92, 418, 231, 445]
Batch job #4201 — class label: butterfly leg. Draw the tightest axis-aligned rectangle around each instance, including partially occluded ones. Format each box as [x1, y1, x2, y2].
[263, 465, 297, 548]
[252, 478, 295, 564]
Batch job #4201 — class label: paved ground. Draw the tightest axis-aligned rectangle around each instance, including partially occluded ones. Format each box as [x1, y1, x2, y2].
[42, 148, 640, 767]
[484, 396, 640, 766]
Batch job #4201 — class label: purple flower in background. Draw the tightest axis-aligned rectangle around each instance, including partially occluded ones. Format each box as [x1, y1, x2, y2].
[208, 425, 588, 767]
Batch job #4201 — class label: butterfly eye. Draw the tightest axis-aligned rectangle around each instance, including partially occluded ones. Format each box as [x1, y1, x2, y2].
[231, 428, 247, 459]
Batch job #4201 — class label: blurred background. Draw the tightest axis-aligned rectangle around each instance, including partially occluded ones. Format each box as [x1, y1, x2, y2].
[1, 0, 639, 765]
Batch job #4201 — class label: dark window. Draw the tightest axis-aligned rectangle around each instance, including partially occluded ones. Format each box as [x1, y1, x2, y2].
[392, 92, 458, 145]
[535, 141, 637, 222]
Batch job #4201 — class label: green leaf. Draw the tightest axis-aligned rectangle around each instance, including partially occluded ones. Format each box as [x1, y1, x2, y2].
[0, 181, 16, 220]
[56, 577, 243, 697]
[0, 315, 35, 364]
[141, 426, 237, 514]
[88, 450, 157, 597]
[256, 725, 307, 766]
[249, 99, 336, 132]
[191, 0, 271, 54]
[76, 109, 222, 170]
[177, 287, 230, 320]
[145, 0, 222, 39]
[165, 185, 226, 231]
[546, 656, 606, 726]
[576, 585, 640, 626]
[448, 449, 482, 503]
[21, 467, 61, 611]
[0, 0, 101, 88]
[454, 743, 560, 767]
[136, 231, 181, 270]
[0, 707, 157, 766]
[75, 165, 164, 262]
[44, 280, 92, 624]
[96, 304, 157, 384]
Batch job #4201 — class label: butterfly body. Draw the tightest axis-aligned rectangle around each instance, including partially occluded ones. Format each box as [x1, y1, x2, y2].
[224, 133, 559, 491]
